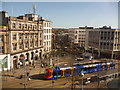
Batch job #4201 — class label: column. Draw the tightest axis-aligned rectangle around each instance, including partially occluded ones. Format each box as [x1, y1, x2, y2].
[111, 51, 114, 59]
[98, 50, 101, 58]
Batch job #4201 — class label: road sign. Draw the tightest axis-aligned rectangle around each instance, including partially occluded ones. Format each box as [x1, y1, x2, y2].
[19, 57, 25, 60]
[19, 55, 25, 61]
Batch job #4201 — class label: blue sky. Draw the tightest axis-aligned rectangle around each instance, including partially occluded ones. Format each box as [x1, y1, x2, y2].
[2, 2, 118, 28]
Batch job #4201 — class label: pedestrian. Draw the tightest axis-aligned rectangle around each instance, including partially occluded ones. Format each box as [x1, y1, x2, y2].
[19, 74, 23, 79]
[26, 72, 30, 81]
[17, 63, 20, 69]
[43, 63, 45, 67]
[53, 64, 55, 67]
[45, 63, 47, 66]
[27, 72, 29, 77]
[41, 63, 44, 68]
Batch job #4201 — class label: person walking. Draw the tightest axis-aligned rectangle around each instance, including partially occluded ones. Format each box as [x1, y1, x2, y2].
[26, 72, 30, 81]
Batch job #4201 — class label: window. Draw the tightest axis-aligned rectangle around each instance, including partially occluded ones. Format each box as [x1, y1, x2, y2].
[34, 25, 37, 30]
[35, 34, 37, 38]
[30, 40, 34, 47]
[44, 36, 46, 40]
[22, 24, 24, 29]
[12, 43, 17, 50]
[31, 25, 32, 30]
[65, 69, 71, 74]
[19, 42, 23, 49]
[49, 29, 51, 33]
[25, 24, 27, 29]
[29, 25, 32, 30]
[0, 46, 3, 53]
[12, 23, 16, 28]
[28, 25, 30, 30]
[35, 41, 38, 46]
[19, 33, 22, 39]
[25, 34, 27, 39]
[25, 41, 28, 48]
[40, 40, 42, 46]
[39, 26, 41, 30]
[75, 35, 77, 39]
[73, 68, 78, 74]
[30, 34, 33, 38]
[53, 71, 57, 76]
[40, 34, 42, 38]
[101, 36, 103, 40]
[19, 24, 22, 29]
[30, 41, 33, 47]
[0, 34, 3, 42]
[13, 33, 17, 40]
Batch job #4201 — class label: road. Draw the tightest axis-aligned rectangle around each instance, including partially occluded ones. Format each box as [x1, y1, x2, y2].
[2, 55, 75, 88]
[2, 56, 120, 89]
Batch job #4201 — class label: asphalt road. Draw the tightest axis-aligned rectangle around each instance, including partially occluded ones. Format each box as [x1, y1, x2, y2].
[2, 56, 120, 89]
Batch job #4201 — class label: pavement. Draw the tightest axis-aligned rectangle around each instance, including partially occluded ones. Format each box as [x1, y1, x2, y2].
[2, 56, 119, 89]
[2, 55, 75, 87]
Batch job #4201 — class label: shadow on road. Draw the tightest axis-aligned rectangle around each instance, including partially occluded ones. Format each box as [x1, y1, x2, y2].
[29, 74, 45, 80]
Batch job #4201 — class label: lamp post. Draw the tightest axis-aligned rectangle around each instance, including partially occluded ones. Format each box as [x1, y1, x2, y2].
[79, 71, 84, 90]
[51, 60, 55, 88]
[52, 78, 55, 88]
[71, 70, 74, 90]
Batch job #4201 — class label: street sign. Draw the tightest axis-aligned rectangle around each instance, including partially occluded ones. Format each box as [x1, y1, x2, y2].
[19, 54, 25, 61]
[19, 57, 25, 60]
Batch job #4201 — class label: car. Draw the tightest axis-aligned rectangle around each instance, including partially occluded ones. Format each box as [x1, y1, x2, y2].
[83, 78, 91, 85]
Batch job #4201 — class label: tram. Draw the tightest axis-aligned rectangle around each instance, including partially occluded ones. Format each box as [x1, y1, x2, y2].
[43, 61, 115, 80]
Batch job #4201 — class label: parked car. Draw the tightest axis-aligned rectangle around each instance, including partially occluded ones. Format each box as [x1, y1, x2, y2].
[83, 78, 91, 85]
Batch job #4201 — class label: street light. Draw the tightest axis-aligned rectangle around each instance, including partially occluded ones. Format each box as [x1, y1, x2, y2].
[79, 70, 84, 90]
[52, 78, 55, 88]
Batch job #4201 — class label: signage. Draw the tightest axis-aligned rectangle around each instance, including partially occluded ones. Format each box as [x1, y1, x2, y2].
[19, 55, 25, 61]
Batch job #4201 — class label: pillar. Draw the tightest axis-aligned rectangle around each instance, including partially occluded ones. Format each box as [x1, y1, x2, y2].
[98, 50, 101, 59]
[111, 51, 114, 59]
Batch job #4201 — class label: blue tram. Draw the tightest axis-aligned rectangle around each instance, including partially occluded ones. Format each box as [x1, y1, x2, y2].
[43, 61, 115, 80]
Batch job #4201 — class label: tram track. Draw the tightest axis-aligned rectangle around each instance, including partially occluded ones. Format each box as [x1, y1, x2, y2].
[28, 76, 72, 88]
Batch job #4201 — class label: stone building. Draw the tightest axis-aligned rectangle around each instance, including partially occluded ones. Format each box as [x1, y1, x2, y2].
[0, 11, 52, 69]
[42, 19, 52, 58]
[88, 26, 120, 59]
[0, 26, 8, 54]
[68, 26, 93, 50]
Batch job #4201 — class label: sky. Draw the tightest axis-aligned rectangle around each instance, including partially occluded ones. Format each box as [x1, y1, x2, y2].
[1, 2, 118, 29]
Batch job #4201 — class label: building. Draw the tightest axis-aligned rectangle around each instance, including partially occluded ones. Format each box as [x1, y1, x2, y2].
[0, 26, 11, 71]
[88, 26, 120, 59]
[42, 19, 52, 58]
[0, 11, 52, 69]
[68, 26, 93, 50]
[0, 26, 8, 54]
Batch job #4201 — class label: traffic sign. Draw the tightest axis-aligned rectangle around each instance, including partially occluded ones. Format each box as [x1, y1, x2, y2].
[19, 54, 25, 61]
[19, 57, 25, 60]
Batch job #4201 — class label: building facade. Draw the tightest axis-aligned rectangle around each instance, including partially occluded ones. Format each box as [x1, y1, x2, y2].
[88, 26, 120, 59]
[0, 26, 8, 54]
[68, 26, 93, 50]
[42, 20, 52, 58]
[0, 11, 52, 69]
